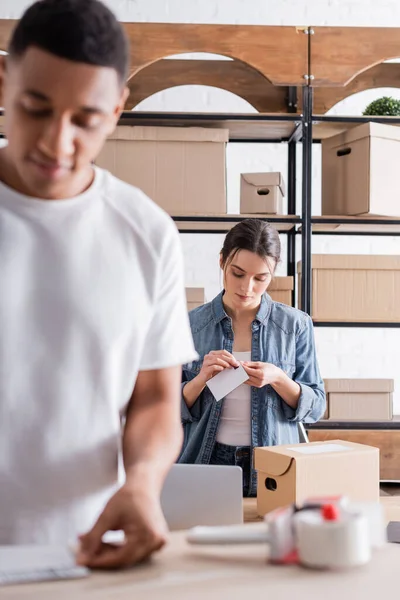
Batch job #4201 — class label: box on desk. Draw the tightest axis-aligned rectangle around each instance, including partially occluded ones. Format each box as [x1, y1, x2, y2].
[95, 126, 228, 215]
[322, 122, 400, 216]
[240, 172, 285, 214]
[268, 276, 294, 306]
[254, 440, 379, 516]
[323, 379, 394, 421]
[186, 287, 205, 312]
[307, 426, 400, 481]
[297, 254, 400, 322]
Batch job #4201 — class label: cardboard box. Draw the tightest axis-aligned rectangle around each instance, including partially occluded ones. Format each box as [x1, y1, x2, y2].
[254, 440, 380, 516]
[297, 254, 400, 322]
[306, 428, 400, 481]
[186, 287, 205, 312]
[322, 122, 400, 216]
[323, 379, 394, 421]
[268, 276, 294, 306]
[95, 126, 228, 215]
[240, 172, 285, 214]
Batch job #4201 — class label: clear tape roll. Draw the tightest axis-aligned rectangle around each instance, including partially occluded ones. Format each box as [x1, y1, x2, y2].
[294, 510, 371, 569]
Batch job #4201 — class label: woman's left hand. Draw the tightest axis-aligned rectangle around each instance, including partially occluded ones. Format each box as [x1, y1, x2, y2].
[241, 361, 282, 388]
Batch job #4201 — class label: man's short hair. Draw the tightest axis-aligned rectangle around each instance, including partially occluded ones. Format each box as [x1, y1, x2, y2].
[8, 0, 129, 84]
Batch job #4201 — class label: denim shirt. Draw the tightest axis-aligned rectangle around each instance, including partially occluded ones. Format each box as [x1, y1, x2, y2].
[179, 291, 326, 496]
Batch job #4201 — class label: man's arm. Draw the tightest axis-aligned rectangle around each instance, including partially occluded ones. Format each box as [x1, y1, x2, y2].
[123, 366, 183, 493]
[77, 366, 183, 569]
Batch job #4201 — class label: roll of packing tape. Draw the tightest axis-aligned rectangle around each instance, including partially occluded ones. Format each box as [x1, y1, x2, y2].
[294, 509, 371, 569]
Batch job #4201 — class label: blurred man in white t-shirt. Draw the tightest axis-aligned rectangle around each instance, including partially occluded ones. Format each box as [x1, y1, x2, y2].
[0, 0, 197, 568]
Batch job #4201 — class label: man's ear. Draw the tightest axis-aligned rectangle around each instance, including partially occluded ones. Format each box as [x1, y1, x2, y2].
[106, 86, 129, 137]
[113, 86, 129, 122]
[118, 85, 129, 114]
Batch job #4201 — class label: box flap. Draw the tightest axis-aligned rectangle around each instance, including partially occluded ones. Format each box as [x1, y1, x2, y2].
[254, 447, 293, 476]
[324, 378, 394, 393]
[284, 440, 379, 456]
[107, 125, 229, 143]
[268, 276, 294, 291]
[256, 441, 378, 467]
[297, 254, 400, 272]
[185, 287, 205, 302]
[241, 172, 286, 196]
[322, 121, 400, 149]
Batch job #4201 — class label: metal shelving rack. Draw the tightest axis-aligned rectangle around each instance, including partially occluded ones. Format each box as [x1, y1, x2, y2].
[1, 20, 400, 445]
[2, 22, 400, 324]
[118, 110, 303, 307]
[306, 111, 400, 327]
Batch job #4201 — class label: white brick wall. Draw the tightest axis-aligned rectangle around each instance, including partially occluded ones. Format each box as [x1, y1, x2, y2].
[2, 0, 400, 412]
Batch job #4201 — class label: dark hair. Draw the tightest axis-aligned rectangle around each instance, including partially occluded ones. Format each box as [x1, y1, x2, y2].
[221, 219, 281, 270]
[8, 0, 129, 84]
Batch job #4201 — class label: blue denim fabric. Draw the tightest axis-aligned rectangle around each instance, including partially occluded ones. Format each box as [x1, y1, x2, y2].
[210, 442, 252, 497]
[179, 291, 326, 496]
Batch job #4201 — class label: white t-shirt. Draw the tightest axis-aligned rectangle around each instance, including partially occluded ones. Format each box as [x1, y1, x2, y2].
[216, 351, 252, 447]
[0, 166, 197, 544]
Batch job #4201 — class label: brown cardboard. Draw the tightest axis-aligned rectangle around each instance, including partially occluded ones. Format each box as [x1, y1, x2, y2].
[186, 287, 205, 312]
[255, 440, 379, 516]
[322, 122, 400, 216]
[240, 172, 285, 214]
[322, 378, 394, 421]
[307, 428, 400, 481]
[328, 393, 393, 420]
[95, 126, 228, 215]
[186, 287, 205, 303]
[268, 276, 294, 306]
[324, 378, 394, 393]
[297, 254, 400, 322]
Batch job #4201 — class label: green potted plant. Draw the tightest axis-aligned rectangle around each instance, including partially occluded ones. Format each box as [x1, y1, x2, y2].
[363, 96, 400, 116]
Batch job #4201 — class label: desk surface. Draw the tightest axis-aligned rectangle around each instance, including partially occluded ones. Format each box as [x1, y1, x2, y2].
[5, 497, 400, 600]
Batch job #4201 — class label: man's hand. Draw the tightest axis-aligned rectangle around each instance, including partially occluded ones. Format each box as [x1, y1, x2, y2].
[76, 482, 168, 569]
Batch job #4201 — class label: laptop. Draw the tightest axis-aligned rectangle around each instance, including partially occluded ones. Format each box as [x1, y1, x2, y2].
[160, 464, 243, 531]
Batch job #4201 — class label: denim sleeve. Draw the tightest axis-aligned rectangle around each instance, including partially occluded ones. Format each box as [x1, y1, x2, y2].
[181, 372, 202, 424]
[283, 314, 326, 423]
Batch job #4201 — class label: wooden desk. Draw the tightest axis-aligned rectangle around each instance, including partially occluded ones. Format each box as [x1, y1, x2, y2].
[5, 497, 400, 599]
[5, 528, 400, 600]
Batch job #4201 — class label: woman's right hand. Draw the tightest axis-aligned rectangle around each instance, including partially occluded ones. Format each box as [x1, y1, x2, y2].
[197, 350, 240, 385]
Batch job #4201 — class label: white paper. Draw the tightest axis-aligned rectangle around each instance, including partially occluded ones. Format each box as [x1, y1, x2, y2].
[0, 545, 89, 584]
[288, 443, 349, 455]
[206, 364, 249, 401]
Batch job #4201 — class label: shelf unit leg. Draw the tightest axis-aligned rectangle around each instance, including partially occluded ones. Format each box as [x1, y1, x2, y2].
[287, 140, 296, 307]
[301, 84, 313, 315]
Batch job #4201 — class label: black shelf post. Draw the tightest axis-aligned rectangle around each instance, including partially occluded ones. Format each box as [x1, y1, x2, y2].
[287, 140, 297, 307]
[301, 83, 313, 315]
[287, 86, 298, 307]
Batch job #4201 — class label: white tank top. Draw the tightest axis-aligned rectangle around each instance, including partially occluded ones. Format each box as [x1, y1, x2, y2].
[216, 351, 252, 446]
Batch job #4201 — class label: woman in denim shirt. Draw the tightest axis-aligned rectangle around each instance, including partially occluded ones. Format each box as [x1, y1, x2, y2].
[179, 219, 325, 497]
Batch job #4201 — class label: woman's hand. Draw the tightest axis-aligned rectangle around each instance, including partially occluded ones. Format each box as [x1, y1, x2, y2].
[242, 360, 301, 408]
[197, 350, 240, 386]
[241, 361, 281, 388]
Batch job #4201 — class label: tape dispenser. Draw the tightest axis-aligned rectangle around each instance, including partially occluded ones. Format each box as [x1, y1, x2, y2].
[187, 496, 386, 570]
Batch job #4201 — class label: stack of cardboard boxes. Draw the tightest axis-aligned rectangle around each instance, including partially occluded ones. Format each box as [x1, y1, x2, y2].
[322, 122, 400, 217]
[323, 379, 393, 422]
[95, 125, 228, 215]
[297, 254, 400, 322]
